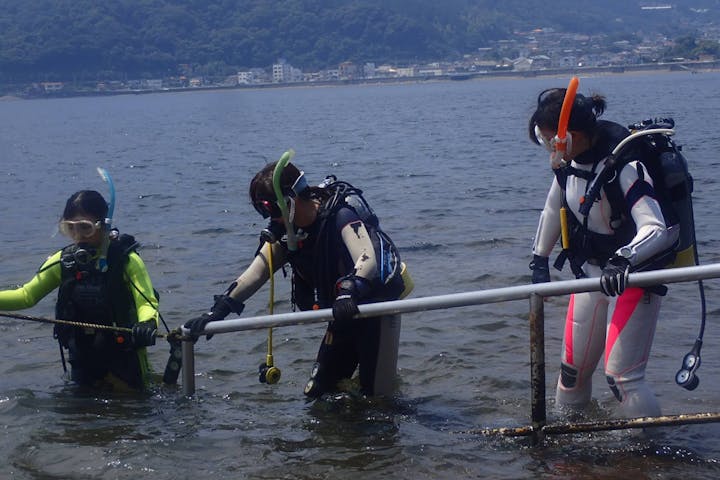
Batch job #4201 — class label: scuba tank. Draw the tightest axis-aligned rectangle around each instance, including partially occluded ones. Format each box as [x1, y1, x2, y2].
[627, 118, 695, 268]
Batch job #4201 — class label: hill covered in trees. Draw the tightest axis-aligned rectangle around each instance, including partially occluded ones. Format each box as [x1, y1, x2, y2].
[1, 0, 719, 83]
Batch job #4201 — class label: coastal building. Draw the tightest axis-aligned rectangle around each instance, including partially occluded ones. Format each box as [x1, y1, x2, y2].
[375, 64, 397, 77]
[141, 79, 163, 90]
[41, 82, 64, 92]
[512, 57, 533, 71]
[396, 66, 416, 77]
[417, 63, 444, 76]
[338, 61, 358, 79]
[237, 71, 255, 84]
[272, 59, 303, 83]
[272, 59, 292, 83]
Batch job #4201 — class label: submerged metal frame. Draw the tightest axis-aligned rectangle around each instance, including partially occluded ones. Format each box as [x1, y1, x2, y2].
[180, 263, 720, 444]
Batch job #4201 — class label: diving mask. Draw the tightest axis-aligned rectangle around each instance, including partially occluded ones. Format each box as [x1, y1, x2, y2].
[535, 125, 572, 169]
[59, 219, 103, 239]
[253, 197, 296, 223]
[253, 198, 283, 219]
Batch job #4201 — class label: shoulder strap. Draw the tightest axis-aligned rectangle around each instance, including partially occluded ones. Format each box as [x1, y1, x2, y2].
[552, 167, 568, 190]
[106, 233, 139, 264]
[116, 233, 140, 255]
[603, 171, 626, 229]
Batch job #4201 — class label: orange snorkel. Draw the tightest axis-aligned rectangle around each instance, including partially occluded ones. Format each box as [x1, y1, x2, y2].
[557, 76, 579, 250]
[555, 76, 579, 162]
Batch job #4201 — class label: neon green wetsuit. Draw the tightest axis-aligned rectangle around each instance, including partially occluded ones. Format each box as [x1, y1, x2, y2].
[0, 239, 159, 390]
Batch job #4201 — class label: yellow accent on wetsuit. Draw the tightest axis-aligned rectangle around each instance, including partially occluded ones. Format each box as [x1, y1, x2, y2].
[0, 249, 159, 388]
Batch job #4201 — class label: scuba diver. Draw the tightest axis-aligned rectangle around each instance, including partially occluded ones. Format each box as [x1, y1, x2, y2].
[527, 86, 679, 418]
[185, 157, 412, 398]
[0, 188, 159, 391]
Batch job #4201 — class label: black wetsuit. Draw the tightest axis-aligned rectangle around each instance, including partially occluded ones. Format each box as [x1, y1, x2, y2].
[295, 205, 404, 397]
[227, 200, 406, 397]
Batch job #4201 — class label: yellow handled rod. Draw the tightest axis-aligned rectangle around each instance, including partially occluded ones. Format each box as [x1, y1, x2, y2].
[560, 207, 570, 250]
[258, 240, 281, 384]
[266, 241, 275, 367]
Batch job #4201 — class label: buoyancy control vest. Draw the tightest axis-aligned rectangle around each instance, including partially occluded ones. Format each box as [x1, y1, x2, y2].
[553, 118, 695, 277]
[289, 178, 404, 310]
[553, 121, 632, 276]
[54, 233, 140, 348]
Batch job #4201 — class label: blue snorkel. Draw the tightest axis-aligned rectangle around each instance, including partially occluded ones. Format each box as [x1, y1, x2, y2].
[96, 167, 116, 272]
[272, 150, 298, 251]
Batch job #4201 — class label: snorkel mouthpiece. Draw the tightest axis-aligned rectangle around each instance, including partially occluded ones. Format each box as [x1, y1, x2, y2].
[272, 150, 298, 251]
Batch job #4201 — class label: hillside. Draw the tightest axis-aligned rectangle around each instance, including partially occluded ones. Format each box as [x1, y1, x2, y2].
[1, 0, 719, 83]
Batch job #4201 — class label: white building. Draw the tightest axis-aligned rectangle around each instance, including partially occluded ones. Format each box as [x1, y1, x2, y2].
[141, 79, 163, 89]
[237, 71, 255, 84]
[395, 66, 416, 77]
[273, 60, 292, 83]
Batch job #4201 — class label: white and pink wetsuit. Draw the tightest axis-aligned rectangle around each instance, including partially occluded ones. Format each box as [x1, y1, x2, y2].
[533, 120, 678, 418]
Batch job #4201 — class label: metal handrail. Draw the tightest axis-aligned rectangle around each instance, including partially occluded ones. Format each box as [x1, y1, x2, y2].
[189, 263, 720, 336]
[180, 262, 720, 444]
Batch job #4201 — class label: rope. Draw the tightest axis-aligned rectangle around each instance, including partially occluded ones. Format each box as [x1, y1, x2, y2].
[0, 311, 167, 338]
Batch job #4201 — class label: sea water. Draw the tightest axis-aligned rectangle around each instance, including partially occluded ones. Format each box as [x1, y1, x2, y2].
[1, 72, 720, 479]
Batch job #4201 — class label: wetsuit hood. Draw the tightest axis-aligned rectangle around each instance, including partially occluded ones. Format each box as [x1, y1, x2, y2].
[573, 120, 629, 165]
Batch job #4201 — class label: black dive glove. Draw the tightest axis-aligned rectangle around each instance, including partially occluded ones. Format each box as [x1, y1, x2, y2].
[332, 276, 371, 327]
[600, 256, 631, 297]
[131, 322, 157, 347]
[184, 294, 245, 340]
[529, 255, 550, 284]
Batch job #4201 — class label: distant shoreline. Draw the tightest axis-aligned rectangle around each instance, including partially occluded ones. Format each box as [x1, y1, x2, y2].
[8, 60, 720, 100]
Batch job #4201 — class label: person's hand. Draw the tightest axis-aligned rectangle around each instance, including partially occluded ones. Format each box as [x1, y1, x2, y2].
[600, 256, 631, 297]
[184, 312, 215, 338]
[529, 255, 550, 284]
[331, 276, 364, 329]
[332, 292, 359, 324]
[131, 322, 157, 347]
[184, 294, 244, 340]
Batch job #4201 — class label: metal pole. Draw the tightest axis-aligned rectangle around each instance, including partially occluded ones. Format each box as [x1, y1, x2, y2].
[529, 293, 546, 445]
[181, 328, 196, 396]
[176, 261, 720, 434]
[475, 412, 720, 437]
[199, 263, 720, 336]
